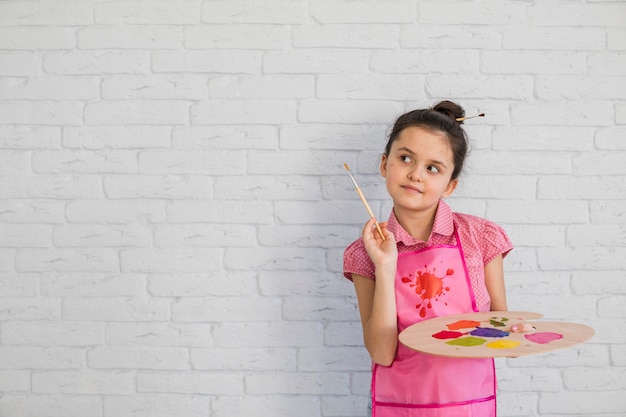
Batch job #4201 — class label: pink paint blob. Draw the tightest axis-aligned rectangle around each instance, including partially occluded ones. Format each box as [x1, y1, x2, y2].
[432, 330, 464, 340]
[525, 332, 563, 344]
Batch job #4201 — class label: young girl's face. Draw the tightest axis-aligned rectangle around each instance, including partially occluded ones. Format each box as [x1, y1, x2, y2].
[380, 126, 458, 217]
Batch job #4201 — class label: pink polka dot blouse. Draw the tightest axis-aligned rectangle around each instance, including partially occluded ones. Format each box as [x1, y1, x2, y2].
[343, 200, 513, 312]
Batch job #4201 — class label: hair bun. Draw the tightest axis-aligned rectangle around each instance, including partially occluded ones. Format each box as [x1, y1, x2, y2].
[433, 100, 465, 122]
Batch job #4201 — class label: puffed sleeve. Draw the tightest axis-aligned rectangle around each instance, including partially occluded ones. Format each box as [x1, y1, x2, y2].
[343, 238, 375, 281]
[480, 219, 513, 265]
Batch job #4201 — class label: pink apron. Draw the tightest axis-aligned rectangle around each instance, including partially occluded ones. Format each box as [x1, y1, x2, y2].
[371, 230, 496, 417]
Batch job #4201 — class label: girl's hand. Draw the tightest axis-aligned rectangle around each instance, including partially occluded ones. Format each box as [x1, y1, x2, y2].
[362, 218, 397, 270]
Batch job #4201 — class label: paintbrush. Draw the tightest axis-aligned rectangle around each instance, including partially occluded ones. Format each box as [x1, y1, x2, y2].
[343, 163, 385, 241]
[456, 113, 485, 122]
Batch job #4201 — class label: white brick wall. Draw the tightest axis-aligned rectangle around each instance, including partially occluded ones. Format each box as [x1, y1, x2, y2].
[0, 1, 624, 416]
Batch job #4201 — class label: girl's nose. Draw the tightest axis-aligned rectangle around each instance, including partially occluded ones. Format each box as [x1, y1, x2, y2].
[408, 167, 421, 182]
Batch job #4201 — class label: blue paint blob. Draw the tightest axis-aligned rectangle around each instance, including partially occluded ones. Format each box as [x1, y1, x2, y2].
[469, 327, 510, 338]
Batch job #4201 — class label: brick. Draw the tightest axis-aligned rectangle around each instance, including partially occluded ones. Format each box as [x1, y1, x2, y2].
[44, 51, 151, 75]
[102, 75, 207, 100]
[317, 74, 426, 100]
[426, 75, 534, 100]
[154, 224, 255, 247]
[402, 25, 500, 49]
[107, 322, 211, 347]
[214, 176, 320, 201]
[139, 150, 245, 175]
[589, 52, 626, 76]
[96, 1, 201, 24]
[419, 2, 525, 24]
[78, 26, 183, 49]
[599, 296, 626, 319]
[0, 52, 40, 76]
[167, 201, 273, 223]
[0, 76, 99, 100]
[224, 247, 324, 271]
[0, 27, 74, 49]
[191, 99, 297, 125]
[293, 24, 399, 48]
[504, 27, 605, 50]
[16, 249, 118, 272]
[572, 272, 626, 295]
[212, 395, 319, 417]
[1, 321, 103, 346]
[104, 395, 210, 417]
[311, 1, 415, 23]
[298, 347, 370, 371]
[0, 101, 83, 125]
[263, 49, 369, 74]
[0, 297, 60, 320]
[279, 124, 387, 150]
[325, 321, 364, 346]
[172, 297, 282, 323]
[497, 368, 562, 393]
[209, 75, 314, 99]
[104, 175, 211, 199]
[568, 225, 626, 247]
[608, 28, 626, 50]
[371, 50, 479, 74]
[213, 321, 322, 347]
[66, 200, 167, 223]
[248, 150, 353, 175]
[465, 150, 572, 175]
[496, 393, 537, 416]
[482, 50, 586, 74]
[148, 272, 257, 297]
[596, 127, 626, 150]
[0, 273, 39, 296]
[53, 224, 152, 247]
[172, 126, 278, 150]
[191, 347, 296, 371]
[32, 371, 134, 394]
[512, 102, 614, 126]
[454, 176, 536, 200]
[258, 271, 352, 297]
[283, 296, 357, 321]
[63, 297, 169, 321]
[0, 1, 93, 25]
[257, 225, 356, 247]
[538, 176, 626, 199]
[88, 347, 189, 370]
[63, 126, 170, 149]
[203, 1, 308, 23]
[590, 200, 626, 224]
[298, 100, 404, 124]
[537, 76, 626, 100]
[246, 372, 350, 395]
[0, 395, 101, 417]
[0, 150, 29, 175]
[185, 25, 290, 49]
[492, 126, 594, 151]
[40, 273, 145, 297]
[528, 2, 626, 27]
[564, 367, 626, 391]
[573, 152, 626, 175]
[538, 248, 626, 270]
[486, 200, 588, 224]
[32, 150, 137, 174]
[0, 371, 29, 392]
[0, 347, 86, 369]
[137, 372, 243, 394]
[0, 126, 60, 149]
[153, 50, 262, 73]
[85, 101, 189, 125]
[540, 391, 624, 414]
[120, 248, 220, 273]
[0, 224, 52, 247]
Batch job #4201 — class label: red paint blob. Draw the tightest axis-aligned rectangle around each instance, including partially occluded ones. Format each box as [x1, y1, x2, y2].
[432, 330, 464, 340]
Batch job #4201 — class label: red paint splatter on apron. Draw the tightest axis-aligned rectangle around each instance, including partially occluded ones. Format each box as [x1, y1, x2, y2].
[401, 266, 453, 317]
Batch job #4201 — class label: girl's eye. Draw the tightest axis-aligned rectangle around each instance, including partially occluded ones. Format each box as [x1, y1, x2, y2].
[400, 155, 412, 163]
[427, 165, 440, 174]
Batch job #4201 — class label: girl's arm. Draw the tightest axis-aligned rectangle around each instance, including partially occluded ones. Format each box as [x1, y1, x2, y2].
[352, 218, 399, 366]
[485, 254, 508, 311]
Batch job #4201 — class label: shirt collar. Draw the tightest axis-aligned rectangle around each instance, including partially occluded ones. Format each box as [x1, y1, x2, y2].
[387, 199, 455, 246]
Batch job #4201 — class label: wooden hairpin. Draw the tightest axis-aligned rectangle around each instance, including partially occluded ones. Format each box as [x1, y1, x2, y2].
[456, 113, 485, 122]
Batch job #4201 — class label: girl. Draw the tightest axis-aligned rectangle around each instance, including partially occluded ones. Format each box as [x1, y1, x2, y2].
[343, 101, 512, 417]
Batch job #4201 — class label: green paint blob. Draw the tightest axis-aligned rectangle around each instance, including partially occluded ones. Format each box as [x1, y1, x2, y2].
[446, 336, 486, 347]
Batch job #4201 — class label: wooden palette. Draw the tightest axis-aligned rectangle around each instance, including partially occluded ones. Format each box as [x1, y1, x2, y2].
[399, 311, 594, 358]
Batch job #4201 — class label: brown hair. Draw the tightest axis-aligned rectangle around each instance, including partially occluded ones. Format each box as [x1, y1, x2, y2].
[384, 101, 469, 180]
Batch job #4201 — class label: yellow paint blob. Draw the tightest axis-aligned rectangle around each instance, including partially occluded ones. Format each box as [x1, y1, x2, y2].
[486, 340, 521, 349]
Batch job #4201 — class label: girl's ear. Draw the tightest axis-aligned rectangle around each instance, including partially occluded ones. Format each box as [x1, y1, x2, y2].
[380, 154, 388, 177]
[442, 178, 458, 198]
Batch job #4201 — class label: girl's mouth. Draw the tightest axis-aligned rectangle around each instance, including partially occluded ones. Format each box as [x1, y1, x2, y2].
[402, 185, 422, 194]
